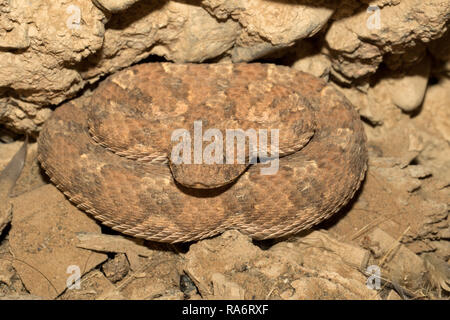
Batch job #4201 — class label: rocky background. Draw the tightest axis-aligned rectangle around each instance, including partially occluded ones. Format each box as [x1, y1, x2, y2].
[0, 0, 449, 299]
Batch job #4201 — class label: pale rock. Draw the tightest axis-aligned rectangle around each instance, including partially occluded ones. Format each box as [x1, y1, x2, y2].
[365, 228, 427, 291]
[59, 269, 123, 300]
[325, 0, 450, 81]
[386, 290, 403, 300]
[81, 0, 240, 77]
[421, 78, 450, 142]
[0, 0, 105, 104]
[153, 291, 185, 300]
[202, 0, 335, 62]
[184, 230, 379, 299]
[428, 28, 450, 62]
[211, 273, 245, 299]
[286, 276, 377, 300]
[92, 0, 140, 12]
[0, 97, 52, 133]
[388, 57, 430, 112]
[296, 231, 370, 270]
[289, 41, 332, 80]
[0, 259, 15, 287]
[0, 140, 23, 170]
[9, 184, 108, 299]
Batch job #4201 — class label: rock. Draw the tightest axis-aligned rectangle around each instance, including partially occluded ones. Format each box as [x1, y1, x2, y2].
[325, 0, 450, 82]
[287, 41, 332, 80]
[0, 259, 15, 287]
[221, 0, 335, 62]
[370, 158, 425, 192]
[0, 294, 44, 300]
[364, 228, 427, 291]
[265, 236, 377, 299]
[0, 0, 105, 105]
[295, 231, 370, 270]
[406, 165, 432, 179]
[428, 29, 450, 62]
[0, 0, 105, 133]
[0, 97, 52, 133]
[211, 273, 245, 299]
[75, 231, 184, 300]
[163, 3, 239, 63]
[80, 0, 240, 88]
[101, 253, 130, 283]
[184, 230, 377, 299]
[1, 0, 450, 134]
[116, 252, 182, 300]
[292, 53, 331, 81]
[421, 78, 450, 142]
[92, 0, 140, 13]
[422, 253, 450, 297]
[0, 141, 23, 171]
[9, 184, 108, 299]
[183, 230, 261, 298]
[0, 138, 27, 234]
[153, 290, 185, 300]
[179, 274, 198, 297]
[0, 0, 30, 50]
[76, 232, 156, 271]
[389, 57, 431, 112]
[409, 77, 450, 190]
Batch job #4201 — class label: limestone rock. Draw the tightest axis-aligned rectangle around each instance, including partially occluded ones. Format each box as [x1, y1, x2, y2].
[184, 230, 378, 299]
[0, 0, 105, 105]
[388, 57, 430, 112]
[325, 0, 450, 82]
[288, 41, 332, 80]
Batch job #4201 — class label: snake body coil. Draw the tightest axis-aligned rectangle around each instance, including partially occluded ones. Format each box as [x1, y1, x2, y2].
[38, 63, 367, 243]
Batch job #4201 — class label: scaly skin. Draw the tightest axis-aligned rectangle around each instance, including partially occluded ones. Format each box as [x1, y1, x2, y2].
[37, 63, 367, 243]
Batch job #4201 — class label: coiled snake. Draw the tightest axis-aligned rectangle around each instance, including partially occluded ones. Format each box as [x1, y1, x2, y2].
[37, 63, 367, 243]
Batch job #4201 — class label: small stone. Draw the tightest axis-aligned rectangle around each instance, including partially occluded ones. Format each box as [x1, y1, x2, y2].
[211, 273, 245, 299]
[92, 0, 140, 13]
[389, 57, 430, 112]
[101, 253, 130, 283]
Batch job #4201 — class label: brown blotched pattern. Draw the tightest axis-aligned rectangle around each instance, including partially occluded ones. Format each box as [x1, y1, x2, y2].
[37, 63, 367, 243]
